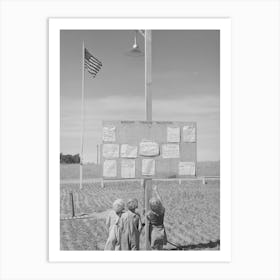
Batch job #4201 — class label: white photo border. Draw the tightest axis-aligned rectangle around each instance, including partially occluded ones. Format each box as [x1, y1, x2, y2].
[49, 18, 231, 262]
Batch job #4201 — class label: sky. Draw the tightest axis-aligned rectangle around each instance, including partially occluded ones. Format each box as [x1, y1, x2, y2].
[60, 30, 220, 163]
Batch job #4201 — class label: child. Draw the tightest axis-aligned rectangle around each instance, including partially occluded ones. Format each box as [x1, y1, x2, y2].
[119, 198, 144, 250]
[146, 185, 167, 250]
[104, 199, 125, 250]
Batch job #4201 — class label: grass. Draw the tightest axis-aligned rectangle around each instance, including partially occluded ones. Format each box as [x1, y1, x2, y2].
[60, 161, 220, 180]
[60, 179, 220, 250]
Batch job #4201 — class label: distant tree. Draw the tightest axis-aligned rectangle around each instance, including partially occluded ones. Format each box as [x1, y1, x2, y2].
[60, 153, 80, 164]
[73, 154, 80, 164]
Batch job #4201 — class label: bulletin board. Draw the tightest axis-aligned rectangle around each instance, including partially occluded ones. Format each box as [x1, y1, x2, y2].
[101, 120, 197, 179]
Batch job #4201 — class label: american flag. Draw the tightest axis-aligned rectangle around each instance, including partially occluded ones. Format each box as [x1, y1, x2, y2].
[84, 48, 102, 78]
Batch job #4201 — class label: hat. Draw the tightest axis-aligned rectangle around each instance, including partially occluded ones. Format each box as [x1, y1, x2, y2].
[149, 197, 164, 214]
[112, 199, 125, 214]
[127, 198, 138, 211]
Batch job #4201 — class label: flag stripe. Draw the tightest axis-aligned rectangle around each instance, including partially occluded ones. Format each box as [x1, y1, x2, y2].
[84, 48, 102, 78]
[85, 61, 99, 73]
[86, 49, 102, 65]
[88, 59, 101, 70]
[85, 48, 102, 66]
[86, 67, 97, 74]
[85, 67, 98, 76]
[88, 72, 97, 77]
[86, 61, 101, 72]
[89, 56, 102, 66]
[88, 69, 97, 74]
[85, 59, 100, 70]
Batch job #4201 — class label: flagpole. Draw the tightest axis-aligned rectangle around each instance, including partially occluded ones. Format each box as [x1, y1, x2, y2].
[80, 41, 85, 189]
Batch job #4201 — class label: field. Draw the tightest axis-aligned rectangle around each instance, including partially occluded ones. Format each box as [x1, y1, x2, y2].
[60, 161, 220, 181]
[60, 162, 220, 250]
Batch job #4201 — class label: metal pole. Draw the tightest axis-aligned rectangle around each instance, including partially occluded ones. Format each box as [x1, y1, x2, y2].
[144, 178, 152, 250]
[144, 30, 152, 250]
[80, 41, 85, 190]
[145, 30, 152, 121]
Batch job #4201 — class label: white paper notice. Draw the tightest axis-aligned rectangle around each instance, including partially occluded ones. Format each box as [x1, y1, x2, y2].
[183, 125, 196, 142]
[167, 127, 180, 143]
[103, 160, 117, 177]
[142, 159, 155, 176]
[162, 144, 180, 158]
[139, 142, 159, 156]
[121, 144, 137, 158]
[178, 162, 196, 176]
[102, 144, 119, 158]
[103, 126, 116, 142]
[121, 159, 136, 178]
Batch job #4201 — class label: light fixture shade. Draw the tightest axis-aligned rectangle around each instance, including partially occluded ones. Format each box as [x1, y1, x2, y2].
[126, 46, 144, 57]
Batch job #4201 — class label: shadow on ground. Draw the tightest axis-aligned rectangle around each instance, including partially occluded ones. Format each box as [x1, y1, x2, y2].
[165, 240, 220, 250]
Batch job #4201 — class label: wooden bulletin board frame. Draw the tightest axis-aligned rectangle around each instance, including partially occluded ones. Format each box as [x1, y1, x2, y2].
[101, 120, 197, 179]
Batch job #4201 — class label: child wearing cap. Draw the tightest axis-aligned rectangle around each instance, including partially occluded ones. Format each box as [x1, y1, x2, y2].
[119, 198, 144, 250]
[104, 198, 125, 250]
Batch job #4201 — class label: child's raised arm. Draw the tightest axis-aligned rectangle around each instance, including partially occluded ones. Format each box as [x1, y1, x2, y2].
[152, 185, 162, 202]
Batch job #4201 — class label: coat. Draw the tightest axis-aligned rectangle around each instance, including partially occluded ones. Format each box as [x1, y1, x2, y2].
[104, 210, 122, 250]
[119, 210, 142, 250]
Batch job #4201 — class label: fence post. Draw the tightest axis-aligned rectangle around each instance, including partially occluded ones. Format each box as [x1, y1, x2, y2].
[70, 192, 75, 218]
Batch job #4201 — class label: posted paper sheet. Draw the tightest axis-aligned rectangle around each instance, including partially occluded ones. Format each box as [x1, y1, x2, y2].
[162, 144, 180, 158]
[121, 159, 136, 178]
[142, 159, 155, 176]
[120, 144, 137, 158]
[183, 125, 195, 142]
[183, 125, 196, 142]
[178, 161, 196, 176]
[102, 144, 119, 158]
[103, 160, 117, 177]
[167, 127, 180, 143]
[139, 141, 159, 156]
[103, 126, 116, 142]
